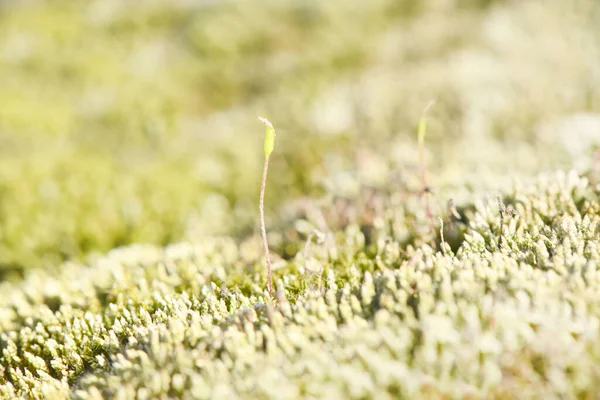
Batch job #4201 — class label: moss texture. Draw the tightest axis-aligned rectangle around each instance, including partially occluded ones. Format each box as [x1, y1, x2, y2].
[1, 171, 600, 399]
[1, 0, 600, 398]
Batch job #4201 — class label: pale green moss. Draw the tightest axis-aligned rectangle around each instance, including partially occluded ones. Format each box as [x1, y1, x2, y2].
[1, 0, 600, 398]
[0, 0, 598, 272]
[1, 171, 600, 399]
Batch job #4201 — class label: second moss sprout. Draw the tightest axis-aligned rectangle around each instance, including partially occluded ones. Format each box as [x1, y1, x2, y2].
[258, 116, 276, 297]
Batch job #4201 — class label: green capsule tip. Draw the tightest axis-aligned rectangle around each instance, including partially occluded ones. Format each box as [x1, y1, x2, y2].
[258, 116, 276, 158]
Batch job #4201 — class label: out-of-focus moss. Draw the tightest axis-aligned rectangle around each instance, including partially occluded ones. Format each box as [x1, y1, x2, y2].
[0, 152, 208, 274]
[0, 0, 598, 273]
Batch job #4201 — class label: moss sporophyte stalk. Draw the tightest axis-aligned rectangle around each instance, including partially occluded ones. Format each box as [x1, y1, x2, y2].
[258, 116, 276, 296]
[417, 100, 436, 239]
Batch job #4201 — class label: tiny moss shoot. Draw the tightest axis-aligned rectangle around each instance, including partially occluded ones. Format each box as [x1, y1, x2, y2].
[418, 100, 436, 238]
[258, 116, 276, 297]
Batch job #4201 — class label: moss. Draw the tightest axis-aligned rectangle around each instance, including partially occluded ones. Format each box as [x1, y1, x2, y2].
[0, 0, 598, 273]
[0, 171, 598, 398]
[0, 0, 600, 398]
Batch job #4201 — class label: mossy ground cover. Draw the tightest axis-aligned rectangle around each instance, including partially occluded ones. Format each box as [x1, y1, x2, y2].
[1, 0, 600, 398]
[2, 170, 600, 399]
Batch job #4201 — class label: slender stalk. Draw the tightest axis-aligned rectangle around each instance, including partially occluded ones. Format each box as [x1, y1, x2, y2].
[258, 116, 276, 297]
[259, 154, 273, 296]
[418, 100, 436, 237]
[419, 142, 435, 235]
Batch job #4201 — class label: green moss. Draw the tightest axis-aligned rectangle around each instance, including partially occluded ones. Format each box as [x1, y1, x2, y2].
[0, 171, 599, 398]
[0, 0, 598, 273]
[0, 0, 600, 398]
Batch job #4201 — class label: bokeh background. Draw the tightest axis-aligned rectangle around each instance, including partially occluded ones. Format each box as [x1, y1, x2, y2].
[0, 0, 599, 277]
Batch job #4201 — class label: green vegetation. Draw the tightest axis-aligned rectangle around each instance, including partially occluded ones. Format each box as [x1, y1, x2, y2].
[1, 0, 598, 274]
[1, 171, 600, 398]
[0, 0, 600, 398]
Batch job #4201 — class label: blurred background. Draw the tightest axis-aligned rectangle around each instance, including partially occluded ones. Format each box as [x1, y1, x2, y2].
[0, 0, 598, 277]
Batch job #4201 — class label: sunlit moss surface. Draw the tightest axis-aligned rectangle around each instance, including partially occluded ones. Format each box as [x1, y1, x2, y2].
[1, 0, 600, 398]
[1, 171, 600, 399]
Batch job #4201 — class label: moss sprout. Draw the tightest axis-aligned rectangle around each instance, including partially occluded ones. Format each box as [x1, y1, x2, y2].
[258, 116, 276, 296]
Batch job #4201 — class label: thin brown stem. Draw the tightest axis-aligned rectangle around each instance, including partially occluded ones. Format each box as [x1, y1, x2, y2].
[418, 100, 436, 239]
[419, 142, 436, 238]
[259, 155, 273, 296]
